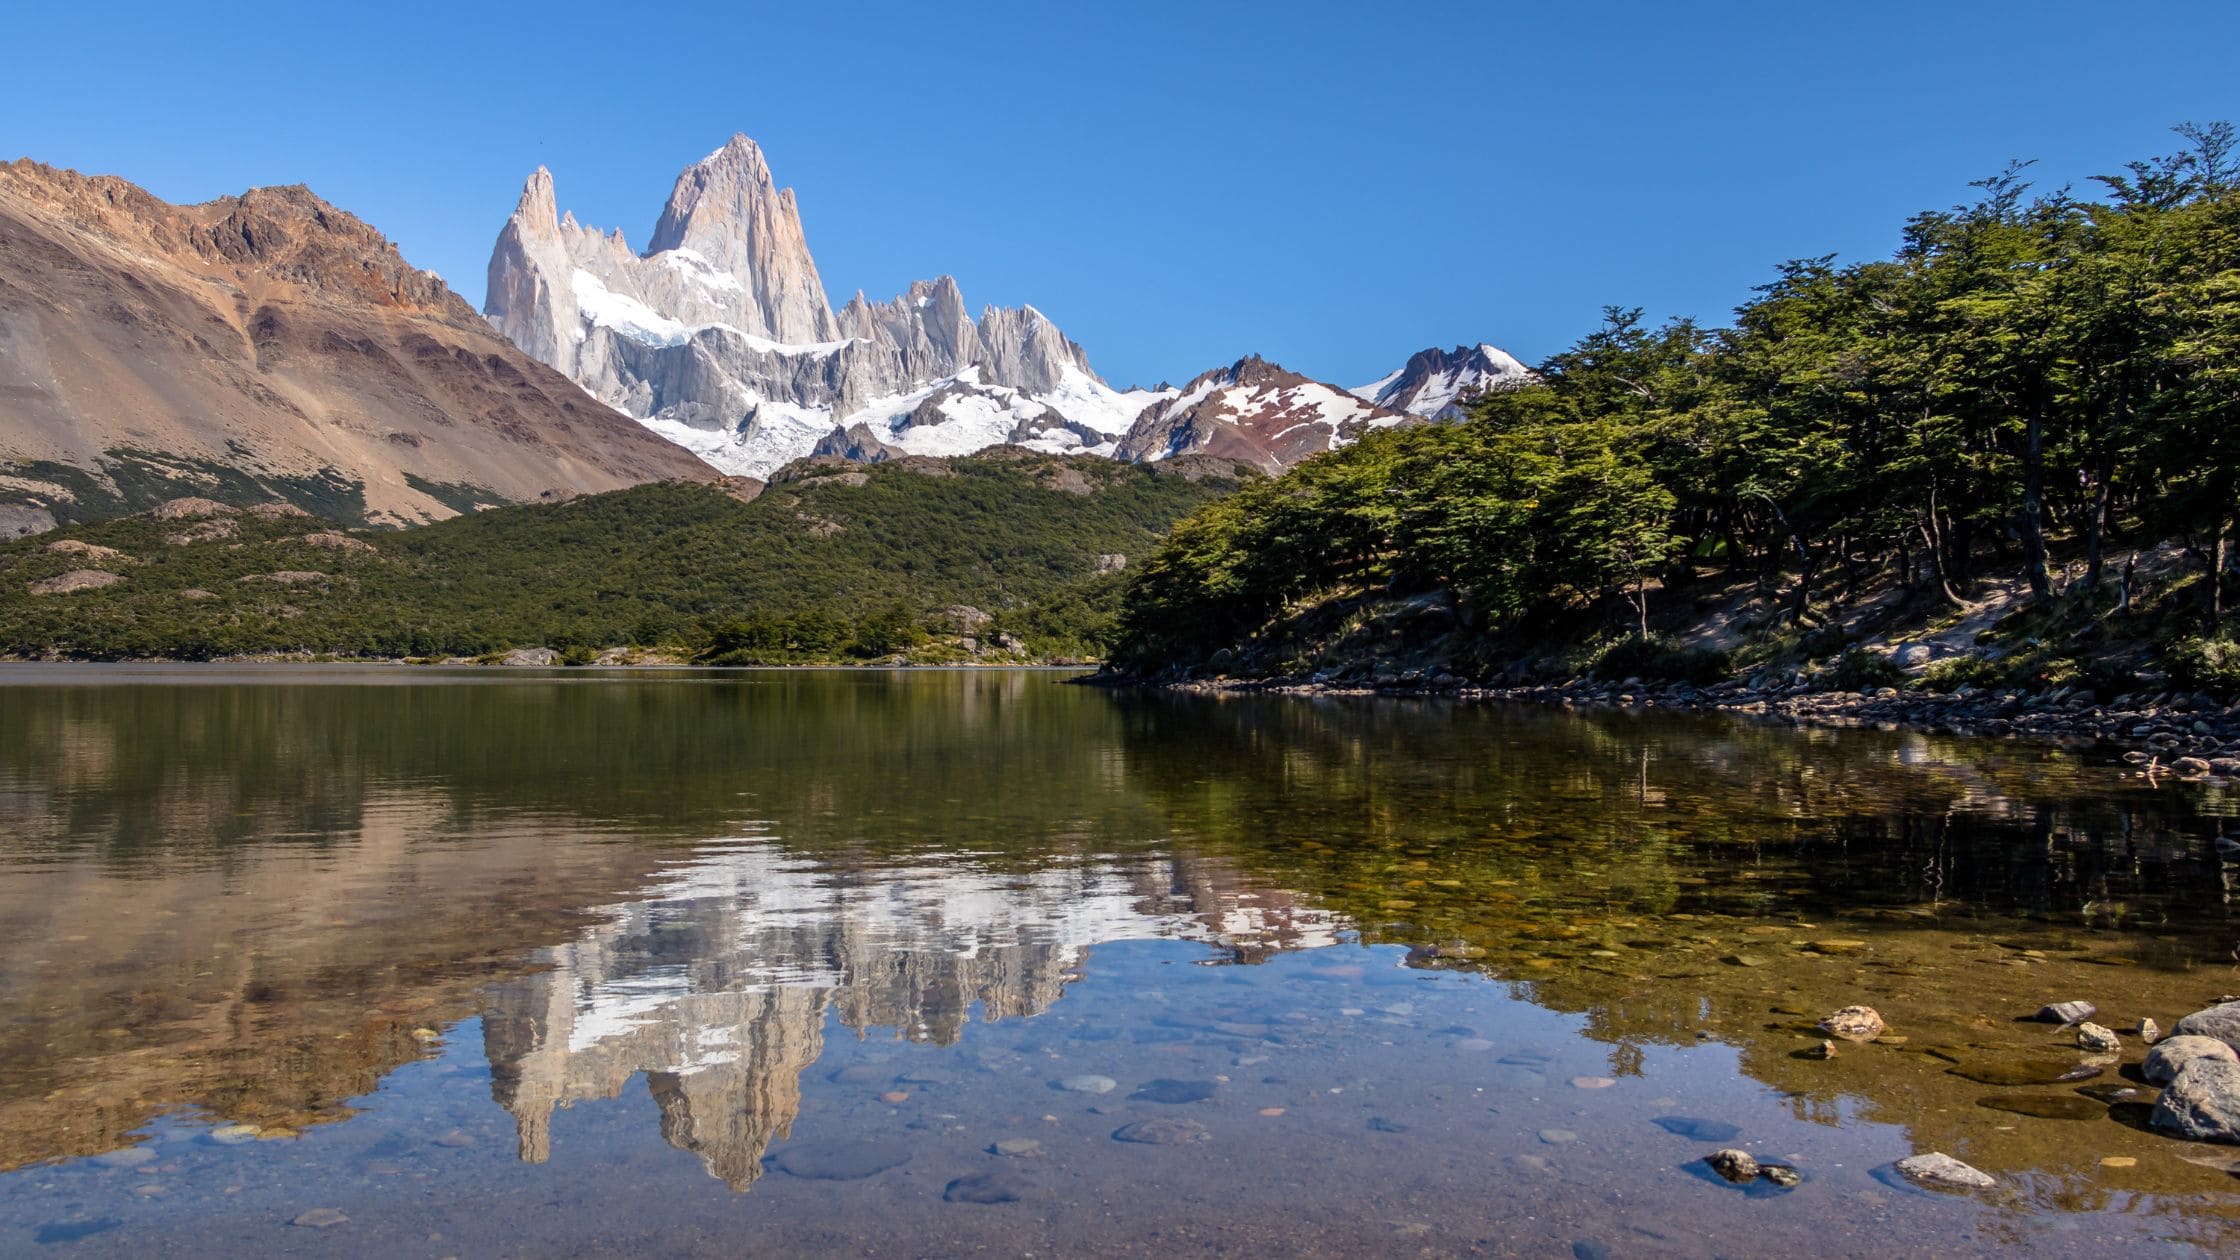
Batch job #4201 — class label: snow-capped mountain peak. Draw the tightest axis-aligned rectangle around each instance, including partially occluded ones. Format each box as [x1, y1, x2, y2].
[1353, 342, 1534, 420]
[1115, 355, 1408, 474]
[483, 137, 1140, 479]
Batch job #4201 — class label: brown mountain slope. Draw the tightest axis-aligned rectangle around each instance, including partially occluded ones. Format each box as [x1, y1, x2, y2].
[0, 160, 713, 528]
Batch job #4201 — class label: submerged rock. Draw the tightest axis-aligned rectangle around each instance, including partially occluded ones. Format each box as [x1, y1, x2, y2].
[944, 1169, 1033, 1203]
[1654, 1116, 1742, 1142]
[2150, 1058, 2240, 1143]
[1947, 1057, 2091, 1086]
[1056, 1074, 1117, 1094]
[1976, 1094, 2107, 1121]
[1113, 1118, 1210, 1146]
[2036, 1000, 2098, 1026]
[1895, 1152, 1996, 1189]
[1128, 1078, 1217, 1104]
[2144, 1035, 2239, 1086]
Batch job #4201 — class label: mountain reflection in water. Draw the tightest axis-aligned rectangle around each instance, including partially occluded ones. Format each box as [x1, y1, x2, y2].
[486, 837, 1338, 1189]
[0, 666, 2236, 1254]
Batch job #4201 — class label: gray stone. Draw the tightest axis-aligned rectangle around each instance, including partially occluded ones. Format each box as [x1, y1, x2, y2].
[1895, 1152, 1996, 1189]
[1128, 1078, 1216, 1104]
[2035, 1001, 2098, 1025]
[2074, 1022, 2121, 1052]
[0, 504, 56, 539]
[944, 1169, 1033, 1204]
[28, 569, 124, 596]
[2146, 1035, 2240, 1086]
[2150, 1057, 2240, 1143]
[1112, 1118, 1210, 1146]
[290, 1209, 348, 1229]
[989, 1138, 1042, 1158]
[2173, 1001, 2240, 1053]
[1056, 1074, 1117, 1095]
[1819, 1005, 1885, 1042]
[499, 647, 559, 667]
[2140, 1018, 2163, 1045]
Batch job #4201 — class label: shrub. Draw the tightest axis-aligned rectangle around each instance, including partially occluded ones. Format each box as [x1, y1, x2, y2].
[2066, 658, 2141, 702]
[2163, 636, 2240, 698]
[1589, 636, 1731, 685]
[1828, 650, 1905, 692]
[1918, 654, 2008, 693]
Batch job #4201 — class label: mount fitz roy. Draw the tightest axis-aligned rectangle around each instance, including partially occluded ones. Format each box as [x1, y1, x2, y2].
[484, 134, 1530, 479]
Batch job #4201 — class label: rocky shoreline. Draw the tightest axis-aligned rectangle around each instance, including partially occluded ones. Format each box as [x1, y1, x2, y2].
[1108, 670, 2240, 774]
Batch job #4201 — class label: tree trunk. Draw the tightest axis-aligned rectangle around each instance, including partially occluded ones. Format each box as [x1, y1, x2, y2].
[1917, 524, 1965, 606]
[2213, 518, 2228, 626]
[2020, 408, 2051, 599]
[2085, 452, 2113, 591]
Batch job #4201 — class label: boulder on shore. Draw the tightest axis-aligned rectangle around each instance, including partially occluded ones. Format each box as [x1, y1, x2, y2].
[2150, 1057, 2240, 1143]
[2146, 1035, 2240, 1086]
[2172, 1001, 2240, 1053]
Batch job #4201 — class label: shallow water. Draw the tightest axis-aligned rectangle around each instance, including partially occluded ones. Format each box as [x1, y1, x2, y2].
[0, 664, 2236, 1255]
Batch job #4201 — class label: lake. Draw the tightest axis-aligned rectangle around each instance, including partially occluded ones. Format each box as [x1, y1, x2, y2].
[0, 665, 2235, 1255]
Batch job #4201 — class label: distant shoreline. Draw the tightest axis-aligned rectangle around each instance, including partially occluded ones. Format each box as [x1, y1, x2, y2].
[1091, 670, 2238, 774]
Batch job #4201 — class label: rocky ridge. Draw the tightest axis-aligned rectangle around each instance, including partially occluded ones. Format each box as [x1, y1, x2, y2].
[0, 160, 712, 526]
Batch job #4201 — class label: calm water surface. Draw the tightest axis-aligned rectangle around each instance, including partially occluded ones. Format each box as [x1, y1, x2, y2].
[1, 665, 2237, 1256]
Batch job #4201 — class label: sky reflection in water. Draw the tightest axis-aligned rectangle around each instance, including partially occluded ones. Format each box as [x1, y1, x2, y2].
[0, 666, 2235, 1255]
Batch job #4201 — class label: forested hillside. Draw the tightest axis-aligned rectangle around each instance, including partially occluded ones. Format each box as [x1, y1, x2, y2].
[0, 451, 1243, 662]
[1111, 125, 2240, 693]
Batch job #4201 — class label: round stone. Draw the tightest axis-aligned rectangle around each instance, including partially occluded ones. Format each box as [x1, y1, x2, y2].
[944, 1169, 1032, 1204]
[1112, 1118, 1210, 1146]
[1129, 1078, 1217, 1104]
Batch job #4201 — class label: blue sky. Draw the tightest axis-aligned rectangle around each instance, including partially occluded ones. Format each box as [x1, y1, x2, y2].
[7, 2, 2237, 388]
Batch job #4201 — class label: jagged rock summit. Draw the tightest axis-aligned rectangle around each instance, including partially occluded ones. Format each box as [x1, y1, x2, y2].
[1353, 342, 1533, 420]
[1115, 356, 1408, 474]
[0, 159, 712, 526]
[485, 135, 1161, 479]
